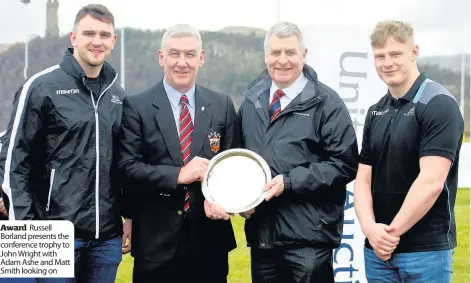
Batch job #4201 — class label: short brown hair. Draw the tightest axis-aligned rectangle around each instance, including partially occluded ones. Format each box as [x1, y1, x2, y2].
[370, 20, 414, 47]
[73, 4, 115, 28]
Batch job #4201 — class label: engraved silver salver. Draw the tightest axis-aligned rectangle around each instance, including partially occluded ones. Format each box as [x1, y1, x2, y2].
[202, 148, 272, 213]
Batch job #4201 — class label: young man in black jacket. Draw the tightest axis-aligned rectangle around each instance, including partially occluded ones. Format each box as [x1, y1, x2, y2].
[0, 4, 128, 282]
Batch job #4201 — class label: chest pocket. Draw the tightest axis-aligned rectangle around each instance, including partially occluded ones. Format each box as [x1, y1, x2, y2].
[46, 95, 95, 160]
[268, 111, 318, 172]
[389, 114, 420, 160]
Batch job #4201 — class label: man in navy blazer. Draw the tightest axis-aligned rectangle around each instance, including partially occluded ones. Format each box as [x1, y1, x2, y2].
[117, 24, 239, 283]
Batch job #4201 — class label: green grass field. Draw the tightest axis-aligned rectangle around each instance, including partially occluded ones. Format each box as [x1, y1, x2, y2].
[454, 188, 470, 283]
[116, 188, 470, 282]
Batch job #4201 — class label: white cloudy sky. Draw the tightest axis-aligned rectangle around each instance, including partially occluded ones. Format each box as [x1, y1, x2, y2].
[0, 0, 469, 56]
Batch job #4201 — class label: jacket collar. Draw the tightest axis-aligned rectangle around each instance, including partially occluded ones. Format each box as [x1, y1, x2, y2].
[387, 73, 426, 103]
[243, 64, 320, 104]
[59, 48, 117, 85]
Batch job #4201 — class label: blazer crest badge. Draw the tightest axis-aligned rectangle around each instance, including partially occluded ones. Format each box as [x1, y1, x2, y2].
[208, 132, 221, 153]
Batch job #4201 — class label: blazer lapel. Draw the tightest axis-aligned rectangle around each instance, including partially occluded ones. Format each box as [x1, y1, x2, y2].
[152, 82, 183, 166]
[190, 86, 212, 159]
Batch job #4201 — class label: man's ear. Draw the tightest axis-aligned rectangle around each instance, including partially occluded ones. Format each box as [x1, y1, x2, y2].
[411, 44, 419, 61]
[199, 49, 205, 67]
[158, 49, 164, 67]
[69, 31, 77, 47]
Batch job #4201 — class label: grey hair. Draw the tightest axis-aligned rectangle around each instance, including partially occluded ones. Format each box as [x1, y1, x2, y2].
[161, 24, 203, 51]
[263, 21, 305, 51]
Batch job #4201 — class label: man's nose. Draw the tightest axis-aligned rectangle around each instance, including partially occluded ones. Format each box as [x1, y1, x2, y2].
[177, 54, 187, 66]
[278, 52, 288, 65]
[383, 55, 394, 68]
[91, 34, 102, 45]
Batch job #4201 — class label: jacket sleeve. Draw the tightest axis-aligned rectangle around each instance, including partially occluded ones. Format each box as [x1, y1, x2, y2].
[119, 177, 134, 219]
[283, 99, 359, 195]
[0, 131, 8, 220]
[117, 96, 181, 191]
[0, 84, 45, 220]
[236, 101, 245, 148]
[222, 95, 242, 150]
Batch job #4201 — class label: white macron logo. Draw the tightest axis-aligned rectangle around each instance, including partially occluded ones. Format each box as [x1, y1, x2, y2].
[111, 95, 122, 104]
[56, 89, 79, 95]
[293, 112, 310, 116]
[404, 107, 415, 116]
[372, 108, 389, 116]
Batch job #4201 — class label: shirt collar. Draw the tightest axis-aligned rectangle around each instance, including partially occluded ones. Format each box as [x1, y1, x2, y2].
[163, 78, 196, 109]
[387, 73, 427, 102]
[270, 72, 308, 99]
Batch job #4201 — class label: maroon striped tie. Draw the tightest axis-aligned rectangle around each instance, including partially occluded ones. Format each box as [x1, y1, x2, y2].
[269, 89, 284, 121]
[179, 95, 193, 212]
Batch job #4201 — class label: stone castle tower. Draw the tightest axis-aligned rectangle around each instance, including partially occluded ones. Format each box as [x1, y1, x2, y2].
[45, 0, 59, 37]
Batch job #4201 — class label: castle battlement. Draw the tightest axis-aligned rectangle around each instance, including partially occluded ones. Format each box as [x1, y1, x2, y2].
[46, 0, 59, 37]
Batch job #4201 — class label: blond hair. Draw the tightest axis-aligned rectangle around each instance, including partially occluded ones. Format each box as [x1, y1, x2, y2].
[370, 20, 414, 47]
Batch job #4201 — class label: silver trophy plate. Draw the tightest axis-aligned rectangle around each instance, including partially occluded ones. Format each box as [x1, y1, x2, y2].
[202, 148, 272, 213]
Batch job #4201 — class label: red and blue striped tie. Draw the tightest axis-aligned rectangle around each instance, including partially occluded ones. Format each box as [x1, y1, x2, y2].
[269, 89, 284, 122]
[179, 95, 193, 212]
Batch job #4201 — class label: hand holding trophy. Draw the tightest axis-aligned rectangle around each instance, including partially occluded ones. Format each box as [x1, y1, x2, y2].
[202, 148, 272, 214]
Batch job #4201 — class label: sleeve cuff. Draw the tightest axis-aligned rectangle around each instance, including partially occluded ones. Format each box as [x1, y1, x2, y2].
[359, 156, 373, 165]
[419, 149, 455, 162]
[121, 205, 132, 220]
[283, 174, 292, 192]
[172, 167, 183, 191]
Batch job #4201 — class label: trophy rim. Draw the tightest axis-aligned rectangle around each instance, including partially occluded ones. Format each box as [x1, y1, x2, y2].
[202, 148, 271, 213]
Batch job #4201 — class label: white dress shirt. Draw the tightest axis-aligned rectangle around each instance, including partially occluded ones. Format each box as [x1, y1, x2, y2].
[269, 73, 308, 111]
[163, 79, 196, 136]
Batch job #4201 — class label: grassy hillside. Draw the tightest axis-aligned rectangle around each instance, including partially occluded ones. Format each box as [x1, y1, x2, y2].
[0, 30, 468, 137]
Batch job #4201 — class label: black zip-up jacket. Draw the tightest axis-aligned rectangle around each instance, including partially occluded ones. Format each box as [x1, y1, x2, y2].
[0, 49, 125, 240]
[238, 65, 359, 249]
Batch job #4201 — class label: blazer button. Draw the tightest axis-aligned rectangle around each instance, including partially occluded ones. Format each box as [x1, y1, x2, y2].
[177, 210, 183, 215]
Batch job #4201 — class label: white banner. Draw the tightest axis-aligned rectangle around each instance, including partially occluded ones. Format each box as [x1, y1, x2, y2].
[303, 23, 386, 283]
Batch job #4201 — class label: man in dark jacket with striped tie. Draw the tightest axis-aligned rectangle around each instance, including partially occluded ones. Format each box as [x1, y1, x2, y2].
[238, 21, 359, 283]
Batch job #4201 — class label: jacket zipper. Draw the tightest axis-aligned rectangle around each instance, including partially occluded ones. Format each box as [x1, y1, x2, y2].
[84, 74, 118, 239]
[45, 168, 56, 212]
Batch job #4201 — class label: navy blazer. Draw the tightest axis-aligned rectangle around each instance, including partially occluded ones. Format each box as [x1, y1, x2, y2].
[118, 80, 239, 263]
